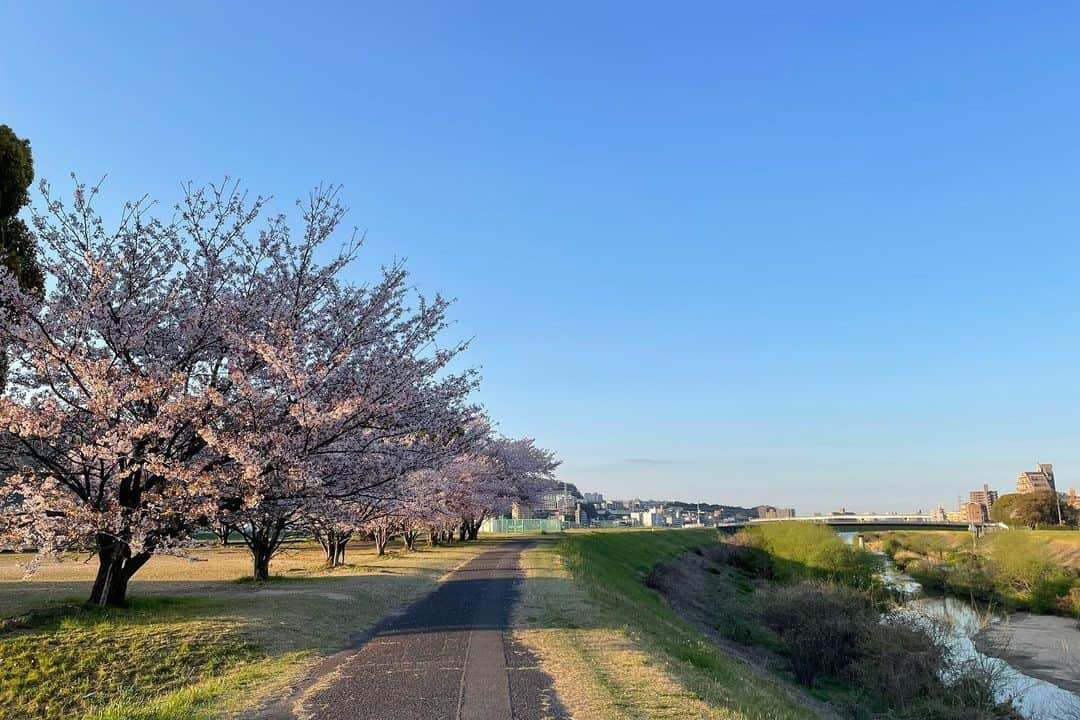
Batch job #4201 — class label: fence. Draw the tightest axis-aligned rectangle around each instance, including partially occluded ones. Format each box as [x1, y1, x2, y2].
[480, 518, 564, 534]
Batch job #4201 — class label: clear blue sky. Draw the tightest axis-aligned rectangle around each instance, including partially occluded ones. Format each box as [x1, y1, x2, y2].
[6, 3, 1080, 513]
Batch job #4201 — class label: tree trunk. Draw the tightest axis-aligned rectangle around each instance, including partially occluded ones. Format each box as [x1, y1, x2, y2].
[252, 542, 273, 581]
[403, 529, 418, 551]
[214, 522, 234, 546]
[458, 523, 468, 542]
[88, 534, 151, 607]
[314, 527, 351, 568]
[240, 516, 290, 581]
[374, 527, 390, 556]
[324, 536, 339, 567]
[428, 527, 439, 547]
[467, 521, 480, 541]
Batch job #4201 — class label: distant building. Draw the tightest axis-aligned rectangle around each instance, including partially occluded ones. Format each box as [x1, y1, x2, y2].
[1069, 488, 1079, 509]
[755, 505, 796, 519]
[962, 501, 988, 524]
[630, 510, 663, 527]
[934, 503, 965, 522]
[538, 482, 583, 514]
[1017, 463, 1056, 494]
[966, 484, 998, 523]
[969, 484, 998, 509]
[583, 492, 604, 505]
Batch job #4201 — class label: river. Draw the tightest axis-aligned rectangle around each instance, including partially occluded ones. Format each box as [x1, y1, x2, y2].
[838, 532, 1080, 719]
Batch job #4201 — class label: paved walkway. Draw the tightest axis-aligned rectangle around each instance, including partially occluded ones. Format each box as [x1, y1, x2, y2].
[276, 539, 563, 720]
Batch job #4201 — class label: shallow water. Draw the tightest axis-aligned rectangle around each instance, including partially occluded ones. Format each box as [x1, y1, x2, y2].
[907, 596, 1079, 719]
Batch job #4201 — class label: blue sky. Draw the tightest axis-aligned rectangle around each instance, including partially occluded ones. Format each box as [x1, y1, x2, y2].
[5, 3, 1080, 512]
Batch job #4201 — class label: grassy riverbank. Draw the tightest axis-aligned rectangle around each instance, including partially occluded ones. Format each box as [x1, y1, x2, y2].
[514, 529, 816, 720]
[868, 529, 1080, 617]
[545, 525, 1021, 720]
[0, 541, 488, 720]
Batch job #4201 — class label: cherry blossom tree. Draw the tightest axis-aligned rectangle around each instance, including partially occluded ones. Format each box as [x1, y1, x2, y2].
[397, 469, 447, 551]
[305, 417, 476, 564]
[198, 188, 475, 580]
[0, 179, 257, 605]
[437, 429, 560, 541]
[0, 176, 553, 604]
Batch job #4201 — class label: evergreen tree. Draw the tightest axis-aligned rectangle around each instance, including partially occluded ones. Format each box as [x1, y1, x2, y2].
[0, 124, 44, 388]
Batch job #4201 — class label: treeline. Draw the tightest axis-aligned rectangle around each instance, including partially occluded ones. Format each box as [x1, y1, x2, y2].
[0, 146, 558, 606]
[989, 491, 1079, 529]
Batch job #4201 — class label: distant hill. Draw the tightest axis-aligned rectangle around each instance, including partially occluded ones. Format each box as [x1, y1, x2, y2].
[653, 500, 757, 517]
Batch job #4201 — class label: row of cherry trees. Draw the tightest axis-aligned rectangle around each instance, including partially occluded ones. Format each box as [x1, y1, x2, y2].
[0, 180, 558, 606]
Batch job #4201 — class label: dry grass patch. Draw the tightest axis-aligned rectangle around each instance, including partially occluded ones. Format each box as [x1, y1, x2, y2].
[515, 542, 717, 719]
[871, 529, 1080, 570]
[513, 533, 816, 720]
[1038, 531, 1080, 569]
[0, 540, 490, 720]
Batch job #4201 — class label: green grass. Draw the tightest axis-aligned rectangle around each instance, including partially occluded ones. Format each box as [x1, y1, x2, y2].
[83, 658, 300, 720]
[0, 598, 258, 720]
[0, 540, 490, 720]
[872, 528, 1080, 615]
[740, 522, 881, 588]
[554, 529, 815, 719]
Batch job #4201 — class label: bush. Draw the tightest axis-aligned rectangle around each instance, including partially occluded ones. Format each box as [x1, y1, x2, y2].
[988, 531, 1067, 605]
[760, 582, 1019, 718]
[708, 535, 773, 578]
[851, 613, 949, 712]
[760, 581, 875, 686]
[882, 537, 902, 558]
[1029, 573, 1075, 614]
[743, 522, 881, 588]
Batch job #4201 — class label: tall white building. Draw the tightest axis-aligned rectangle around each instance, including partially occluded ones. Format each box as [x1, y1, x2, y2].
[630, 510, 663, 527]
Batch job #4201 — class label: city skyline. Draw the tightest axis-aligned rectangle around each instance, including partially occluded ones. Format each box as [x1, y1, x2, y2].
[8, 4, 1080, 514]
[561, 457, 1080, 515]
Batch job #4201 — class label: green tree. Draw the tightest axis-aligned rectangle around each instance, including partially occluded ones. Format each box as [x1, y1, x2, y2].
[0, 124, 44, 388]
[990, 491, 1077, 529]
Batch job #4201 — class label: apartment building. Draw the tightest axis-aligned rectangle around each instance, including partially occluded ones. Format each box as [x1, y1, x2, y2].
[1017, 463, 1056, 493]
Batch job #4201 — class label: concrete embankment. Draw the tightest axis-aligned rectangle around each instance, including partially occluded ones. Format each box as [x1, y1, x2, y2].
[975, 611, 1080, 694]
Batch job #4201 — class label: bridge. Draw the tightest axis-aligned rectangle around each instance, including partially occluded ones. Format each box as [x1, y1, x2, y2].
[718, 514, 1002, 531]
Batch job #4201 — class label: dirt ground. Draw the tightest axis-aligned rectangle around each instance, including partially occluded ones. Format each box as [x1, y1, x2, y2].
[975, 611, 1080, 694]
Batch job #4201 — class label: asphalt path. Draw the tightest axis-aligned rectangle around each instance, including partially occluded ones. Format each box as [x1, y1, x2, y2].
[267, 538, 564, 720]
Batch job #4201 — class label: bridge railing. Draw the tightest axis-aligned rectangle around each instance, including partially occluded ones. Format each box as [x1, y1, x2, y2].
[747, 516, 991, 527]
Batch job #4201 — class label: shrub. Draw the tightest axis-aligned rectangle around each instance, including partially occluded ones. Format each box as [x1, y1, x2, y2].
[760, 582, 1019, 717]
[760, 581, 875, 686]
[988, 531, 1065, 603]
[708, 536, 772, 578]
[851, 613, 949, 711]
[1029, 573, 1075, 614]
[882, 537, 902, 558]
[743, 522, 880, 588]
